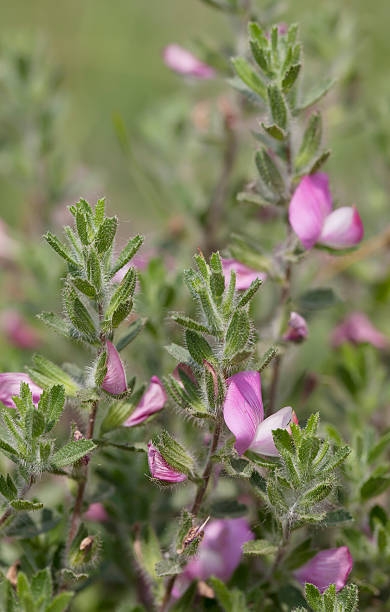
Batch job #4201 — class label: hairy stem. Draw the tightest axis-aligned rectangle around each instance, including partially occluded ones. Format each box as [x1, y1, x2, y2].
[65, 399, 98, 553]
[160, 414, 223, 611]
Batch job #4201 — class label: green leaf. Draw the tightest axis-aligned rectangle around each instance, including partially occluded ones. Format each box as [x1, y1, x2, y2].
[255, 149, 285, 196]
[137, 525, 162, 580]
[209, 577, 248, 612]
[37, 312, 72, 339]
[64, 287, 97, 341]
[250, 41, 272, 77]
[185, 330, 214, 366]
[232, 57, 266, 99]
[71, 277, 96, 298]
[44, 232, 79, 267]
[171, 314, 210, 335]
[76, 210, 89, 245]
[45, 591, 74, 612]
[169, 582, 197, 611]
[116, 318, 146, 352]
[10, 499, 44, 511]
[368, 431, 390, 464]
[110, 234, 144, 277]
[297, 78, 335, 113]
[106, 266, 136, 319]
[261, 122, 286, 141]
[282, 63, 301, 92]
[112, 300, 133, 328]
[52, 440, 96, 468]
[155, 558, 183, 577]
[94, 216, 117, 254]
[299, 482, 333, 506]
[243, 539, 278, 555]
[255, 346, 278, 372]
[361, 475, 390, 501]
[304, 583, 322, 610]
[164, 343, 192, 364]
[41, 385, 66, 432]
[94, 198, 105, 226]
[308, 150, 331, 174]
[31, 355, 78, 395]
[0, 474, 17, 501]
[298, 288, 338, 312]
[295, 112, 322, 171]
[225, 310, 250, 358]
[267, 85, 288, 130]
[210, 499, 248, 518]
[31, 567, 52, 602]
[153, 431, 195, 476]
[236, 278, 263, 308]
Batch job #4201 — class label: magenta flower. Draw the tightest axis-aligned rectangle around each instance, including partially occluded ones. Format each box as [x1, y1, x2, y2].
[147, 443, 187, 483]
[0, 373, 43, 409]
[283, 312, 308, 343]
[123, 376, 166, 427]
[331, 312, 388, 349]
[221, 258, 266, 291]
[294, 547, 353, 593]
[1, 310, 41, 349]
[223, 371, 293, 456]
[289, 173, 363, 250]
[163, 44, 215, 79]
[84, 502, 109, 523]
[101, 341, 127, 395]
[172, 518, 254, 598]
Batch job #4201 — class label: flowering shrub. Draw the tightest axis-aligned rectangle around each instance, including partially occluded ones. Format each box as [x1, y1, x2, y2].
[0, 2, 389, 611]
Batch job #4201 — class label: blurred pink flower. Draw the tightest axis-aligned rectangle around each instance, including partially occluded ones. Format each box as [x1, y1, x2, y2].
[102, 341, 127, 395]
[163, 45, 215, 79]
[223, 371, 293, 456]
[221, 258, 266, 291]
[172, 518, 254, 598]
[0, 373, 43, 408]
[123, 376, 166, 427]
[283, 312, 308, 343]
[294, 547, 353, 593]
[84, 502, 109, 522]
[1, 310, 41, 349]
[289, 173, 363, 250]
[147, 443, 187, 483]
[331, 312, 388, 349]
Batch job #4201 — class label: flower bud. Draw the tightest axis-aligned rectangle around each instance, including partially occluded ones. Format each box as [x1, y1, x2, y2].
[123, 376, 166, 427]
[163, 45, 215, 79]
[102, 341, 127, 395]
[147, 443, 187, 483]
[283, 312, 308, 343]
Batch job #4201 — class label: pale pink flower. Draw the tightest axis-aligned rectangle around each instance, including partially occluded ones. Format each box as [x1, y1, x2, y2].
[84, 502, 109, 523]
[163, 45, 215, 79]
[294, 547, 353, 593]
[102, 341, 127, 395]
[123, 376, 166, 427]
[221, 258, 266, 291]
[331, 312, 388, 349]
[0, 373, 43, 408]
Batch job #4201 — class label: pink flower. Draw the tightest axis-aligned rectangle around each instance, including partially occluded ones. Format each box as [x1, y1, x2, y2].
[0, 373, 43, 409]
[223, 371, 293, 456]
[123, 376, 166, 427]
[101, 341, 127, 395]
[84, 502, 109, 523]
[289, 173, 363, 250]
[163, 45, 215, 79]
[172, 518, 254, 598]
[221, 258, 266, 291]
[1, 310, 41, 349]
[283, 312, 308, 343]
[294, 547, 353, 593]
[331, 312, 388, 349]
[147, 443, 187, 483]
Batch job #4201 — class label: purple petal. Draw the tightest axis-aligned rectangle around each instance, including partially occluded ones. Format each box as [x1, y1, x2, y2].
[283, 312, 308, 343]
[1, 310, 41, 349]
[163, 45, 215, 79]
[221, 258, 266, 291]
[184, 518, 254, 582]
[319, 206, 364, 249]
[102, 341, 127, 395]
[250, 406, 292, 456]
[289, 173, 332, 249]
[147, 443, 187, 483]
[84, 502, 109, 522]
[294, 547, 353, 593]
[223, 371, 264, 455]
[124, 376, 166, 426]
[331, 312, 388, 349]
[0, 373, 43, 408]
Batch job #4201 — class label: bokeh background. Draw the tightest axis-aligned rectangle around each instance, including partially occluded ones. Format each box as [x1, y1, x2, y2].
[1, 1, 390, 609]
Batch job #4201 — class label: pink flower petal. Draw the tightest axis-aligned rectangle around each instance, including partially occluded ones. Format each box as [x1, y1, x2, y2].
[102, 341, 127, 395]
[124, 376, 166, 426]
[0, 373, 43, 409]
[84, 502, 109, 522]
[283, 312, 308, 343]
[221, 258, 266, 291]
[289, 173, 333, 249]
[319, 206, 364, 249]
[147, 443, 187, 483]
[163, 45, 215, 79]
[294, 547, 353, 593]
[331, 312, 388, 349]
[250, 406, 292, 456]
[223, 371, 264, 455]
[1, 310, 41, 349]
[184, 518, 254, 582]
